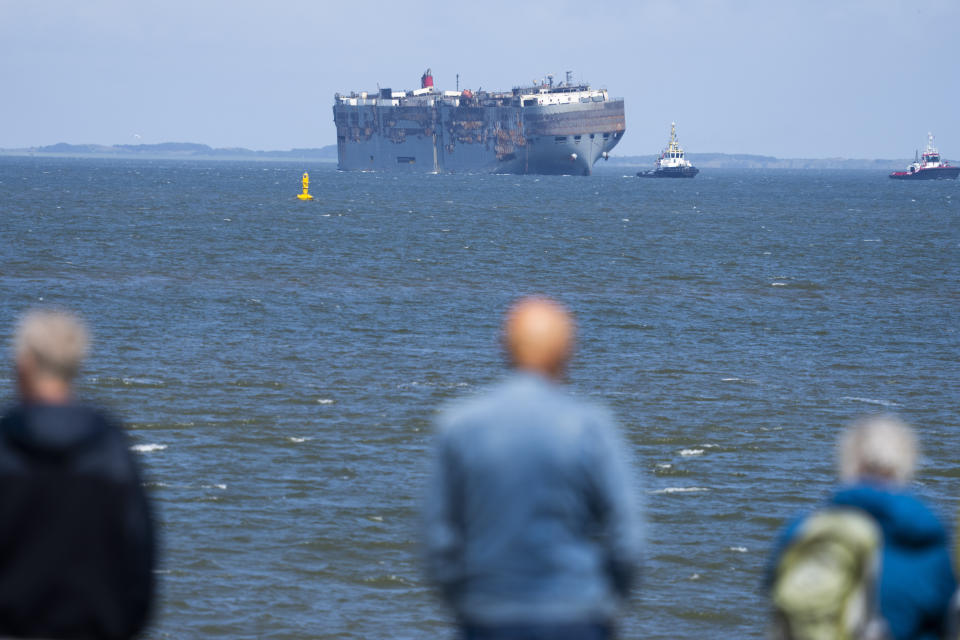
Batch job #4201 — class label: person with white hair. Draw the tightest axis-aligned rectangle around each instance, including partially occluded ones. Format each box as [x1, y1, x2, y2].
[769, 414, 955, 640]
[0, 309, 156, 639]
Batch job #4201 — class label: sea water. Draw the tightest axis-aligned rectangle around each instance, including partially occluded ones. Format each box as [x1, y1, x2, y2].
[1, 158, 958, 638]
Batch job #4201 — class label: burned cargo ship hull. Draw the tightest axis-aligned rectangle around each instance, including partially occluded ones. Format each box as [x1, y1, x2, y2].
[333, 72, 625, 176]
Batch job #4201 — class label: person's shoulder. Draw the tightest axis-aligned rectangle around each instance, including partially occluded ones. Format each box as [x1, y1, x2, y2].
[0, 404, 25, 456]
[832, 482, 947, 544]
[435, 378, 514, 434]
[569, 392, 616, 426]
[435, 375, 619, 444]
[0, 402, 28, 426]
[61, 402, 127, 441]
[81, 403, 124, 430]
[832, 482, 918, 514]
[61, 402, 135, 454]
[440, 374, 595, 417]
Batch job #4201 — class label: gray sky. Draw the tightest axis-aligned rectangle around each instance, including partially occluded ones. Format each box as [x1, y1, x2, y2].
[2, 0, 958, 157]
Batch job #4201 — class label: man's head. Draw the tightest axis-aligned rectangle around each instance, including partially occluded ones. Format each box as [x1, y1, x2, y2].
[838, 414, 917, 486]
[13, 309, 90, 404]
[503, 297, 575, 380]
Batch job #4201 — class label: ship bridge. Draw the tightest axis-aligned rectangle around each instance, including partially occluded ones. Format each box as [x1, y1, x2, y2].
[517, 88, 609, 107]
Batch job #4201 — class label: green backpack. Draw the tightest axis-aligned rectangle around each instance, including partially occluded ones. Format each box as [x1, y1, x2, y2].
[771, 508, 888, 640]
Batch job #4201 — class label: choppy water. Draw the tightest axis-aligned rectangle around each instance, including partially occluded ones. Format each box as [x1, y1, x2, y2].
[1, 157, 958, 638]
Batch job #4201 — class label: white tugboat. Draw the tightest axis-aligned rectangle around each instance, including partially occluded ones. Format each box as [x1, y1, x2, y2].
[637, 122, 699, 178]
[889, 132, 960, 180]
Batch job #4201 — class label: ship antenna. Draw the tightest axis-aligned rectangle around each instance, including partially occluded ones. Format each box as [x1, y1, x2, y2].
[928, 131, 935, 152]
[456, 73, 459, 92]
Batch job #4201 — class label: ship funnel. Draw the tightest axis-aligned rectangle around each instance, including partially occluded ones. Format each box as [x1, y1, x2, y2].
[421, 68, 434, 89]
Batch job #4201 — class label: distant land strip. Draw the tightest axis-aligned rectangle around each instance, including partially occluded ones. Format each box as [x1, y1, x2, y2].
[0, 142, 339, 161]
[0, 142, 910, 170]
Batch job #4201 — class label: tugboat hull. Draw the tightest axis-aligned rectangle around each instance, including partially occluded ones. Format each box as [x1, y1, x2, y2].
[890, 133, 958, 180]
[889, 167, 960, 180]
[637, 166, 699, 178]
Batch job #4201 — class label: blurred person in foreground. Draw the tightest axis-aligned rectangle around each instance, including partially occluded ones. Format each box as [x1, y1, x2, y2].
[423, 297, 641, 640]
[769, 414, 955, 640]
[0, 310, 155, 639]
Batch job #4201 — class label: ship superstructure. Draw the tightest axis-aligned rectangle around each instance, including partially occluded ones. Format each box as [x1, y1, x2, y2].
[889, 133, 960, 180]
[333, 70, 625, 175]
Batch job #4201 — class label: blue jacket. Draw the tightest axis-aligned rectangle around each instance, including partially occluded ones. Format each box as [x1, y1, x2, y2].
[423, 373, 641, 625]
[772, 482, 955, 640]
[832, 484, 956, 640]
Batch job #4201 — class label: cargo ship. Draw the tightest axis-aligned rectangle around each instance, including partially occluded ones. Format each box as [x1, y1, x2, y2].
[637, 122, 698, 178]
[889, 133, 959, 180]
[333, 70, 625, 175]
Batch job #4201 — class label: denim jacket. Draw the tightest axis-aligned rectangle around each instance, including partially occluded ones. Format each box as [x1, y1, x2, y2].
[423, 373, 641, 625]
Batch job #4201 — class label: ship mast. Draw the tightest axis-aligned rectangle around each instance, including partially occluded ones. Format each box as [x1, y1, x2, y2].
[668, 122, 681, 154]
[927, 132, 936, 153]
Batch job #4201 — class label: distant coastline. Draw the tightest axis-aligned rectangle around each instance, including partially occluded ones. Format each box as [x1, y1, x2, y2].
[0, 142, 909, 170]
[0, 142, 339, 162]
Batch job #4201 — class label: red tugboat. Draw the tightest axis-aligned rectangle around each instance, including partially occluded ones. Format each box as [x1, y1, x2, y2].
[889, 133, 960, 180]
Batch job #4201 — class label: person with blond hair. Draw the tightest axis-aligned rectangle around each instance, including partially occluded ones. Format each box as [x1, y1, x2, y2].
[769, 415, 955, 640]
[0, 309, 155, 639]
[423, 297, 641, 640]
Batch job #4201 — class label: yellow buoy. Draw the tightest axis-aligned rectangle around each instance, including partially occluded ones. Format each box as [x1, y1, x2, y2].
[297, 171, 313, 200]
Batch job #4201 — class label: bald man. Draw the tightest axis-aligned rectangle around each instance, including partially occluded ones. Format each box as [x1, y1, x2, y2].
[424, 297, 641, 640]
[0, 310, 155, 639]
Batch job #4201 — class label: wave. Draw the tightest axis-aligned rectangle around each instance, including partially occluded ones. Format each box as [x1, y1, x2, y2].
[91, 376, 166, 388]
[680, 449, 705, 456]
[651, 487, 710, 494]
[841, 396, 901, 407]
[131, 443, 167, 453]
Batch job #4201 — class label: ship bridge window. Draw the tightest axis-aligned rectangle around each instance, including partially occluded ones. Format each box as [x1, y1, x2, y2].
[554, 136, 567, 142]
[929, 155, 940, 162]
[397, 156, 416, 164]
[574, 135, 582, 142]
[602, 133, 610, 139]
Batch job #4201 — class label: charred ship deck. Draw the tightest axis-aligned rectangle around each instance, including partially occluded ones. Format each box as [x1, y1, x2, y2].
[333, 71, 625, 176]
